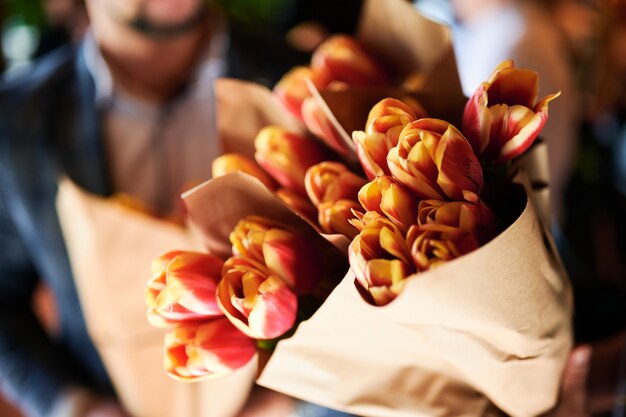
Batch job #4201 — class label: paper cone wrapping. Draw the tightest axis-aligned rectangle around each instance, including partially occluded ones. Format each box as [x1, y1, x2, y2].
[182, 172, 348, 275]
[179, 168, 572, 417]
[258, 188, 572, 417]
[55, 178, 256, 417]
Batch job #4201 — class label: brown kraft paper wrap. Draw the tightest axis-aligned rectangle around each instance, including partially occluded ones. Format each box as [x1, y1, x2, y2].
[55, 178, 257, 417]
[181, 172, 572, 416]
[256, 187, 572, 417]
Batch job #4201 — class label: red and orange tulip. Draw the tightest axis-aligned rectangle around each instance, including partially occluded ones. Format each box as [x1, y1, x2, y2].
[387, 118, 483, 200]
[228, 216, 323, 293]
[462, 60, 560, 163]
[212, 153, 278, 190]
[304, 161, 367, 207]
[407, 223, 480, 272]
[254, 126, 328, 196]
[353, 98, 424, 179]
[311, 35, 388, 87]
[163, 318, 256, 381]
[217, 256, 298, 340]
[365, 98, 425, 137]
[146, 251, 224, 327]
[349, 217, 414, 306]
[417, 191, 496, 244]
[358, 175, 419, 233]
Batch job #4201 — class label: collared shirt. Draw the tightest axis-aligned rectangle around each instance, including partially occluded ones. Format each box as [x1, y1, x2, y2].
[82, 17, 228, 215]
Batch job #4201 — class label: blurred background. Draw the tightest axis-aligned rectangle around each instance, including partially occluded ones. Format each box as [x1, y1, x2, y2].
[1, 0, 625, 415]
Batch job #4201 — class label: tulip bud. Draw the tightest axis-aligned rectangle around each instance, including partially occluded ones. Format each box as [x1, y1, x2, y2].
[254, 126, 328, 196]
[311, 35, 388, 87]
[352, 131, 393, 180]
[353, 98, 425, 180]
[318, 199, 361, 239]
[229, 215, 277, 263]
[358, 176, 418, 232]
[262, 228, 324, 293]
[365, 98, 425, 137]
[212, 153, 278, 191]
[229, 216, 324, 294]
[304, 161, 367, 207]
[276, 187, 318, 225]
[387, 118, 483, 200]
[163, 318, 256, 381]
[273, 66, 330, 121]
[217, 256, 298, 340]
[407, 223, 480, 272]
[146, 251, 224, 327]
[349, 217, 414, 306]
[417, 190, 496, 244]
[462, 60, 560, 163]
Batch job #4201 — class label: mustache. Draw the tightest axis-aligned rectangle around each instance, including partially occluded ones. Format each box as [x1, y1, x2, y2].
[127, 3, 208, 39]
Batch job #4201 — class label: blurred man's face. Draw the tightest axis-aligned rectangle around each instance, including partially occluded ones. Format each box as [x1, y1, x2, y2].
[89, 0, 207, 37]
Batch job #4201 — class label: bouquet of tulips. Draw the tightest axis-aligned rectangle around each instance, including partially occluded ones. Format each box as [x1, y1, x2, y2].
[143, 0, 572, 416]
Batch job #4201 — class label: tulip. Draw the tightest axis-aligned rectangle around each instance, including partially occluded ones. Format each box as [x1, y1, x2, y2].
[254, 126, 328, 196]
[229, 216, 323, 293]
[318, 199, 362, 239]
[311, 35, 388, 87]
[349, 217, 414, 306]
[417, 190, 496, 244]
[276, 187, 318, 226]
[387, 118, 483, 200]
[358, 176, 418, 233]
[301, 96, 348, 154]
[273, 66, 330, 121]
[365, 98, 425, 137]
[229, 215, 276, 262]
[304, 161, 367, 207]
[146, 251, 224, 327]
[462, 60, 560, 163]
[212, 153, 278, 191]
[163, 318, 256, 381]
[217, 256, 298, 339]
[406, 223, 480, 272]
[353, 98, 425, 180]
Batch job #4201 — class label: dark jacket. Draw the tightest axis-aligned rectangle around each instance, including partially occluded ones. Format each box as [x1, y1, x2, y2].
[0, 28, 308, 416]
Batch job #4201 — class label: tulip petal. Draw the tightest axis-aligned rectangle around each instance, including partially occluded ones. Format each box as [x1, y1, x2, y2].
[247, 276, 298, 340]
[462, 84, 491, 154]
[388, 146, 445, 200]
[353, 130, 389, 180]
[487, 68, 539, 108]
[164, 318, 256, 381]
[318, 200, 361, 239]
[262, 229, 322, 293]
[434, 126, 483, 200]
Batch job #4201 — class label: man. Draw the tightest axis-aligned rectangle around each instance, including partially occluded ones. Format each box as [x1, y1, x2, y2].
[0, 0, 325, 415]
